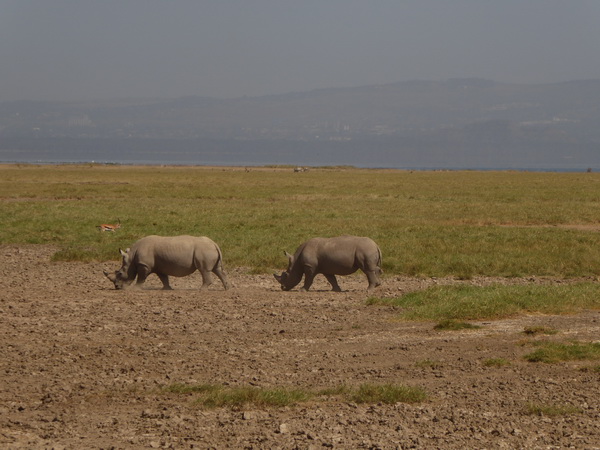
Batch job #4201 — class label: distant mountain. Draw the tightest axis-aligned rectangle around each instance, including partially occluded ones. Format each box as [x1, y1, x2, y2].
[1, 79, 600, 169]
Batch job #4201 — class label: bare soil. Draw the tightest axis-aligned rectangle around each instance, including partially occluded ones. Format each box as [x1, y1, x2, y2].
[1, 244, 599, 449]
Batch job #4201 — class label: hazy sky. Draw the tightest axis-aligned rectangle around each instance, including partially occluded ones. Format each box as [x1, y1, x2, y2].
[2, 0, 600, 102]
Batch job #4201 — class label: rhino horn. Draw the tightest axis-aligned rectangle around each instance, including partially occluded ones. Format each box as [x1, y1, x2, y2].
[103, 270, 117, 282]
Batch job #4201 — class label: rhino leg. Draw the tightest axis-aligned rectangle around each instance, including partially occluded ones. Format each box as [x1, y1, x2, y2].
[135, 265, 152, 287]
[199, 269, 214, 290]
[212, 266, 231, 290]
[156, 273, 173, 290]
[300, 268, 316, 292]
[365, 270, 382, 291]
[324, 274, 342, 292]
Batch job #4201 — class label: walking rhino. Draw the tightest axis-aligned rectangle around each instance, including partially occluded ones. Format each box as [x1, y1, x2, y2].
[104, 235, 230, 291]
[274, 236, 382, 292]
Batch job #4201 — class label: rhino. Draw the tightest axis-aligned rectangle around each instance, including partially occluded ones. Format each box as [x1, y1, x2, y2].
[104, 235, 230, 291]
[274, 236, 382, 292]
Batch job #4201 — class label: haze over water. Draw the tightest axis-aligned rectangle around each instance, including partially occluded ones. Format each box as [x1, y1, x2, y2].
[2, 2, 599, 169]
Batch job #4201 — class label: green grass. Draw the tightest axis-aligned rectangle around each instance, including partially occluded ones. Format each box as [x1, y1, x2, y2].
[3, 165, 600, 277]
[524, 341, 600, 363]
[525, 402, 583, 417]
[163, 382, 427, 408]
[368, 283, 600, 321]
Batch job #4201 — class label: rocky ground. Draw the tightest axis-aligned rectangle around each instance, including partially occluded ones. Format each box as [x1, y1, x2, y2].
[1, 244, 599, 449]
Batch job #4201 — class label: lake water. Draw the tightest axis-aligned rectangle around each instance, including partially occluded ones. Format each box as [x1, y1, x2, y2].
[0, 144, 596, 172]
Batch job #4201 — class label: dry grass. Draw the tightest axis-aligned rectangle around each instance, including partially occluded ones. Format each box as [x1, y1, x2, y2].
[525, 402, 583, 417]
[163, 382, 427, 408]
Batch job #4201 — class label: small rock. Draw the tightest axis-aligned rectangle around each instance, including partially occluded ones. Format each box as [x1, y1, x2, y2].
[242, 411, 257, 420]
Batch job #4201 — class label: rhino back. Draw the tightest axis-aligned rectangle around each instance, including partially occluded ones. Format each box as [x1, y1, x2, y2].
[301, 236, 380, 274]
[132, 236, 220, 275]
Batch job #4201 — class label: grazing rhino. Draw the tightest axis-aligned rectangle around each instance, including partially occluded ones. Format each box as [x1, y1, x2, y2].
[274, 236, 382, 292]
[104, 235, 230, 291]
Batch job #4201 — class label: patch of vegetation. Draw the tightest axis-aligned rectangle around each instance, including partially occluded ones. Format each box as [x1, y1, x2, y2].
[164, 384, 311, 408]
[346, 383, 427, 405]
[524, 341, 600, 363]
[368, 283, 600, 321]
[524, 402, 583, 417]
[414, 359, 443, 370]
[523, 326, 559, 336]
[433, 319, 481, 331]
[483, 358, 511, 367]
[163, 382, 427, 408]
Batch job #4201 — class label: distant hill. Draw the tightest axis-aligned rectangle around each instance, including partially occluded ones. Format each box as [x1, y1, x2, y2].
[1, 79, 600, 169]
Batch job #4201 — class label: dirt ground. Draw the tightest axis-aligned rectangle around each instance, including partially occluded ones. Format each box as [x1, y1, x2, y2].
[1, 244, 599, 449]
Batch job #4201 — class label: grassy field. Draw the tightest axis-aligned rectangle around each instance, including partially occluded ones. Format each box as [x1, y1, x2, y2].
[2, 163, 600, 277]
[367, 283, 600, 320]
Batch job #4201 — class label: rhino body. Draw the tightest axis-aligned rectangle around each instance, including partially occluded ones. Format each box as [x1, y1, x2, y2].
[104, 235, 230, 290]
[274, 236, 382, 292]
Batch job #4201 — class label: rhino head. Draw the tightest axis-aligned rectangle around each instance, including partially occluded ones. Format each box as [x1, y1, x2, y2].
[273, 271, 291, 290]
[103, 248, 134, 290]
[273, 251, 299, 291]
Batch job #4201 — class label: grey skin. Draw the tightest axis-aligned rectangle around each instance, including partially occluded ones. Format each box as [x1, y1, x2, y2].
[274, 236, 382, 292]
[104, 235, 230, 291]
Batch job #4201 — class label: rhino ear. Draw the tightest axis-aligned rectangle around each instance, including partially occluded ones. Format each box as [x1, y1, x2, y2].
[284, 252, 294, 271]
[103, 270, 110, 277]
[119, 248, 127, 257]
[274, 273, 282, 283]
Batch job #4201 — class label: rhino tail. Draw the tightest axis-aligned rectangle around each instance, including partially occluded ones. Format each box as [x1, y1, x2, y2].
[377, 246, 383, 274]
[215, 243, 225, 270]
